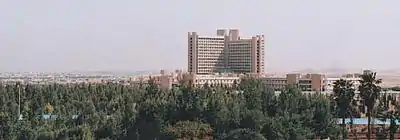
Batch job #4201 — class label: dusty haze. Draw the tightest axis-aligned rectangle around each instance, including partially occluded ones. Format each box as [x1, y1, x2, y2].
[1, 0, 400, 73]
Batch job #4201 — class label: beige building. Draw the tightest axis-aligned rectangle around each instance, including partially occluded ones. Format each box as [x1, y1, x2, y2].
[287, 73, 324, 91]
[130, 70, 186, 89]
[324, 73, 362, 91]
[191, 74, 241, 88]
[259, 73, 323, 91]
[188, 29, 265, 75]
[260, 76, 287, 90]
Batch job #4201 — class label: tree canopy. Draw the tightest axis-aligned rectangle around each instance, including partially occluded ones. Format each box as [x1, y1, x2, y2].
[0, 71, 396, 139]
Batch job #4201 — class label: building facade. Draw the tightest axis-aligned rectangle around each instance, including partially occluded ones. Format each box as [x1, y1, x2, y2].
[286, 73, 324, 91]
[260, 76, 287, 90]
[324, 73, 362, 92]
[130, 70, 185, 89]
[188, 29, 264, 75]
[191, 73, 241, 88]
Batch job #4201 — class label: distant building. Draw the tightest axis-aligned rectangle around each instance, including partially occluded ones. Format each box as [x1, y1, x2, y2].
[324, 73, 362, 92]
[188, 29, 265, 75]
[258, 73, 325, 92]
[190, 73, 241, 88]
[286, 73, 324, 92]
[130, 69, 185, 89]
[260, 76, 287, 90]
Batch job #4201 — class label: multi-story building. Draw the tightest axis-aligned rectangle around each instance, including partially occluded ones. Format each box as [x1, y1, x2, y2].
[188, 29, 264, 75]
[187, 32, 226, 74]
[286, 73, 324, 91]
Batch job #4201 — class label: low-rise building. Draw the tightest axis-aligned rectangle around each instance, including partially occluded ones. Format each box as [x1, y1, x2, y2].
[192, 73, 241, 87]
[130, 69, 185, 89]
[286, 73, 324, 91]
[324, 73, 362, 92]
[260, 76, 287, 90]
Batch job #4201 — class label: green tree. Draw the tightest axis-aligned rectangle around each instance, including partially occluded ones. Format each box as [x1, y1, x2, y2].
[224, 128, 266, 140]
[0, 77, 343, 139]
[163, 121, 213, 139]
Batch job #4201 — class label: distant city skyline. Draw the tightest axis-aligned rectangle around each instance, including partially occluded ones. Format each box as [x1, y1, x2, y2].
[2, 0, 400, 73]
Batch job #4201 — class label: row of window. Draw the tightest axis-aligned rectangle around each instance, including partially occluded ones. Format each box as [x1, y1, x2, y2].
[229, 55, 252, 57]
[197, 47, 224, 50]
[197, 53, 223, 56]
[229, 62, 252, 64]
[229, 58, 252, 60]
[230, 65, 252, 68]
[229, 47, 252, 50]
[197, 47, 224, 51]
[229, 58, 252, 61]
[197, 39, 225, 41]
[196, 50, 224, 52]
[229, 54, 252, 56]
[197, 65, 224, 68]
[197, 54, 224, 57]
[198, 45, 225, 48]
[229, 50, 251, 53]
[265, 80, 286, 84]
[198, 43, 225, 45]
[197, 57, 224, 59]
[197, 63, 225, 66]
[229, 44, 252, 47]
[229, 66, 252, 69]
[189, 43, 224, 47]
[195, 80, 235, 83]
[230, 69, 252, 72]
[229, 57, 252, 62]
[198, 38, 225, 40]
[198, 58, 225, 60]
[229, 53, 252, 55]
[197, 55, 224, 58]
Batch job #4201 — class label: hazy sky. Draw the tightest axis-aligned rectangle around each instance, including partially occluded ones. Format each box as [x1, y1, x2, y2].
[1, 0, 400, 72]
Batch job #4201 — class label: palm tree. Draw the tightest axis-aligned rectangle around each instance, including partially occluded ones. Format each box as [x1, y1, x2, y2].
[358, 71, 382, 140]
[333, 79, 355, 139]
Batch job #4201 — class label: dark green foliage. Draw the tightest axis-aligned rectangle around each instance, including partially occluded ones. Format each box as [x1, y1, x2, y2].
[359, 71, 382, 139]
[224, 128, 266, 140]
[332, 79, 355, 139]
[0, 78, 340, 139]
[163, 120, 212, 139]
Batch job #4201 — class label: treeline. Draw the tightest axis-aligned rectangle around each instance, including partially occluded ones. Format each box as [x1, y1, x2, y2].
[0, 71, 396, 139]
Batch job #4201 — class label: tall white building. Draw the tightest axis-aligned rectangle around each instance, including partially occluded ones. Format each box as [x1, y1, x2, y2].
[188, 29, 265, 75]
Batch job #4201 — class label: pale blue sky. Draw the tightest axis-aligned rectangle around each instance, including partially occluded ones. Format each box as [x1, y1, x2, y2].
[1, 0, 400, 72]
